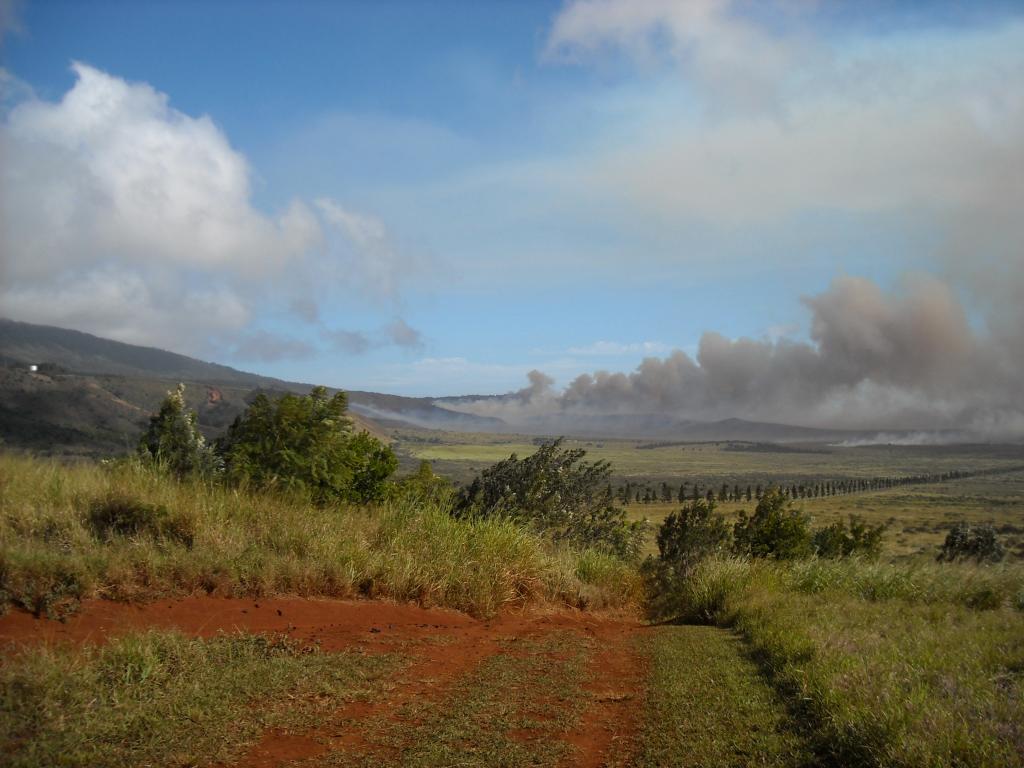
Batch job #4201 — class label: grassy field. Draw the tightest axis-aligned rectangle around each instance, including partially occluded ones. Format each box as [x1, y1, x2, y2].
[658, 556, 1024, 767]
[397, 432, 1024, 486]
[625, 625, 810, 768]
[3, 445, 1024, 767]
[626, 471, 1024, 560]
[0, 453, 640, 620]
[1, 630, 403, 768]
[395, 430, 1024, 560]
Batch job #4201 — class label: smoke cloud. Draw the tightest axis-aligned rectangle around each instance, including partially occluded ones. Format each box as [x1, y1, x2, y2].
[449, 276, 1024, 439]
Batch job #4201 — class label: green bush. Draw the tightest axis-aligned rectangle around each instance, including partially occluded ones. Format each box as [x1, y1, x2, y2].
[137, 384, 220, 478]
[656, 498, 732, 571]
[391, 460, 453, 504]
[812, 515, 885, 559]
[733, 488, 812, 560]
[454, 438, 645, 559]
[937, 521, 1005, 563]
[217, 386, 396, 504]
[646, 556, 755, 624]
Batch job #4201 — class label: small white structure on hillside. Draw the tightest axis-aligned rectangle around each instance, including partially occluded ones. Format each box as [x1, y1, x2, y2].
[28, 364, 39, 372]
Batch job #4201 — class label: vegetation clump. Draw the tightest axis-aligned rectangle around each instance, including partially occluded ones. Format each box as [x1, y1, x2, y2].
[454, 438, 646, 559]
[137, 383, 220, 478]
[218, 386, 396, 504]
[811, 515, 886, 559]
[732, 488, 812, 560]
[88, 493, 194, 547]
[642, 498, 732, 619]
[656, 498, 732, 572]
[937, 520, 1005, 563]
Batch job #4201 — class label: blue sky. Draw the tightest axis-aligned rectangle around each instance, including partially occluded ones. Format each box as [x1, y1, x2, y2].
[2, 0, 1023, 426]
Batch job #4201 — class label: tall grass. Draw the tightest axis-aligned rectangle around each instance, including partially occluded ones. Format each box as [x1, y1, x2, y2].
[657, 556, 1024, 767]
[0, 454, 640, 618]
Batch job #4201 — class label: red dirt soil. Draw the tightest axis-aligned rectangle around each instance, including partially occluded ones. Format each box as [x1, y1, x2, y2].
[559, 625, 648, 767]
[0, 597, 645, 767]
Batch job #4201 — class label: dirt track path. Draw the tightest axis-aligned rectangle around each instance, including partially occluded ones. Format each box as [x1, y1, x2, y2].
[0, 597, 647, 767]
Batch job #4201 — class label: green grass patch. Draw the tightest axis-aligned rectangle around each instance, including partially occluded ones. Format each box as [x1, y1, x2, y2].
[0, 629, 403, 768]
[329, 632, 593, 767]
[626, 625, 810, 767]
[663, 557, 1024, 767]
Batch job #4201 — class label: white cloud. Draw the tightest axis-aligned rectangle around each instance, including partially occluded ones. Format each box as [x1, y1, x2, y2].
[567, 340, 670, 356]
[587, 84, 1024, 224]
[0, 63, 423, 358]
[1, 270, 249, 350]
[546, 0, 816, 118]
[314, 197, 427, 302]
[2, 63, 320, 279]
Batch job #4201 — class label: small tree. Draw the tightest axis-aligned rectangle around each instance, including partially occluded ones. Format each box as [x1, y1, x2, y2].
[937, 522, 1005, 563]
[138, 383, 219, 478]
[812, 515, 886, 559]
[655, 498, 731, 573]
[218, 386, 396, 504]
[732, 488, 812, 560]
[454, 438, 645, 559]
[396, 459, 451, 503]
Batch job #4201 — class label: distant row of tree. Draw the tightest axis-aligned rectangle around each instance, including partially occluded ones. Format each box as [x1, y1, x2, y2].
[615, 466, 1024, 505]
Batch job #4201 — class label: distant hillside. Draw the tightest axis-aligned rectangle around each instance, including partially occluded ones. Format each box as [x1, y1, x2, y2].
[0, 318, 505, 455]
[476, 411, 878, 443]
[0, 318, 288, 387]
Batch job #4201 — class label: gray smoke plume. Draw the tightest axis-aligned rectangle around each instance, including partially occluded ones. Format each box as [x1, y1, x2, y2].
[449, 275, 1024, 440]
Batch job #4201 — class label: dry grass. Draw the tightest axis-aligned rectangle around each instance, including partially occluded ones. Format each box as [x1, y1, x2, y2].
[0, 453, 641, 619]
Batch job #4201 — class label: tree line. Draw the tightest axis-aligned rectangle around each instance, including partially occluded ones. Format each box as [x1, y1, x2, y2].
[615, 465, 1024, 505]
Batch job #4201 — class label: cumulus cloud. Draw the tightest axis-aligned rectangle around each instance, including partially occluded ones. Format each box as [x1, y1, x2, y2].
[2, 63, 320, 280]
[451, 275, 1024, 436]
[0, 63, 422, 358]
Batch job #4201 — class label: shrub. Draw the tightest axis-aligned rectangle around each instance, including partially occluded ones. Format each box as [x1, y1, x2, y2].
[937, 521, 1005, 563]
[391, 460, 452, 504]
[217, 387, 396, 504]
[812, 515, 886, 559]
[646, 556, 755, 624]
[732, 488, 812, 560]
[454, 438, 645, 559]
[656, 498, 732, 572]
[138, 384, 220, 478]
[87, 494, 195, 547]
